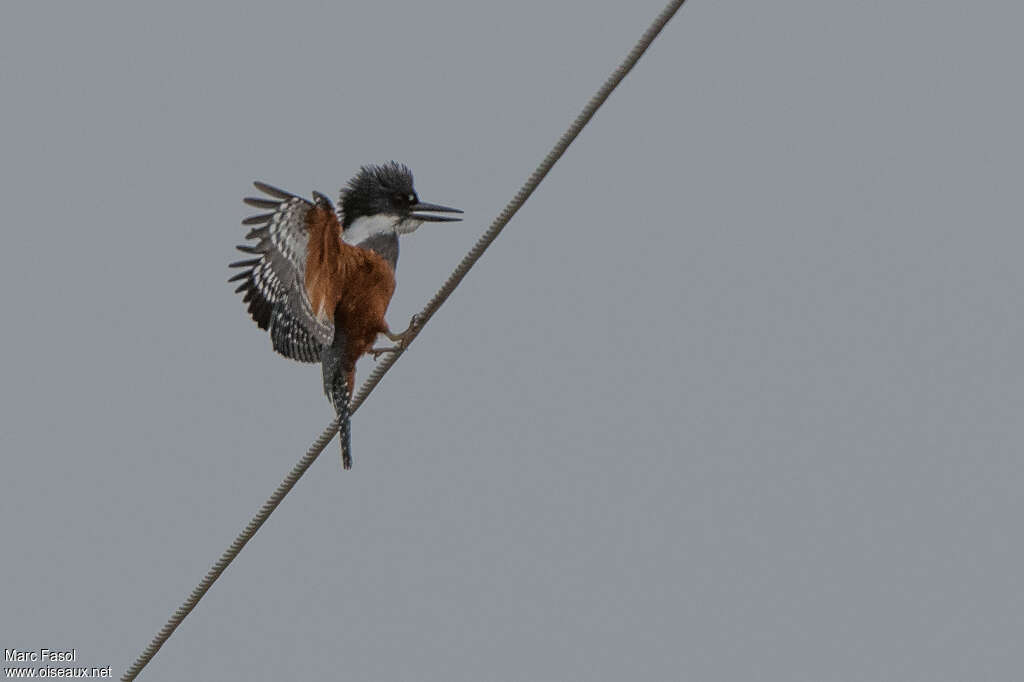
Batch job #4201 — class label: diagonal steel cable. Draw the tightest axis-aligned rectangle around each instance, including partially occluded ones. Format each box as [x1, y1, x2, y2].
[122, 1, 688, 678]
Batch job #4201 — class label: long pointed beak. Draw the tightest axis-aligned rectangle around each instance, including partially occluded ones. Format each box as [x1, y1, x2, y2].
[409, 201, 463, 223]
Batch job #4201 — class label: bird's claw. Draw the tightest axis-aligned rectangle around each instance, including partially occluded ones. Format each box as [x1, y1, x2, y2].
[384, 313, 425, 344]
[369, 346, 401, 359]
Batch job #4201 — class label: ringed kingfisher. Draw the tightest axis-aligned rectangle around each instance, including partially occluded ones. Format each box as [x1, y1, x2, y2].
[229, 162, 462, 469]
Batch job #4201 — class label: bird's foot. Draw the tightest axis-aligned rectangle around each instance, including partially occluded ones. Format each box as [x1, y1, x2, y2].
[369, 346, 401, 359]
[383, 313, 425, 344]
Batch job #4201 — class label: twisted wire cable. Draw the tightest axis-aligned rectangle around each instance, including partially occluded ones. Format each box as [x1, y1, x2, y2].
[123, 1, 687, 678]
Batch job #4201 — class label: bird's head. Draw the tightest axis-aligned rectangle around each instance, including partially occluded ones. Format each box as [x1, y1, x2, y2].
[340, 162, 462, 234]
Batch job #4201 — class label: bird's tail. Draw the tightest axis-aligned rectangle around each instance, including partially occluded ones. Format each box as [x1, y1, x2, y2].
[334, 390, 352, 470]
[322, 338, 354, 470]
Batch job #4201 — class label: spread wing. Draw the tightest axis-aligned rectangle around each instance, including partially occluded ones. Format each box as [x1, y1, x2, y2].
[229, 182, 335, 363]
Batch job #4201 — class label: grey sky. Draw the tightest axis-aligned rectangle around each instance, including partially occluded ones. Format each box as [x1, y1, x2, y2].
[2, 1, 1022, 680]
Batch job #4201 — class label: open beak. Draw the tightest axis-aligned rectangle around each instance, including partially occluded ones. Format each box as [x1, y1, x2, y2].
[409, 201, 463, 223]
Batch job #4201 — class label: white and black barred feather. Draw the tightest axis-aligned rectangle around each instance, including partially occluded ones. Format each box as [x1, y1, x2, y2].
[229, 182, 334, 364]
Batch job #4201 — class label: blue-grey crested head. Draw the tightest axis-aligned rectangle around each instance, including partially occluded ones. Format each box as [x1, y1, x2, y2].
[340, 162, 417, 229]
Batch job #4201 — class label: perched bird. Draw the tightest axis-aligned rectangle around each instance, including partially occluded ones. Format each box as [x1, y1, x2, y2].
[229, 162, 462, 468]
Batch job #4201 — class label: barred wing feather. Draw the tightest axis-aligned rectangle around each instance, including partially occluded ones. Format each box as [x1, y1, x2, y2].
[229, 182, 334, 363]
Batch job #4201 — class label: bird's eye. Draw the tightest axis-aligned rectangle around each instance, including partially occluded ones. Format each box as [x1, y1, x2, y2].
[408, 193, 417, 204]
